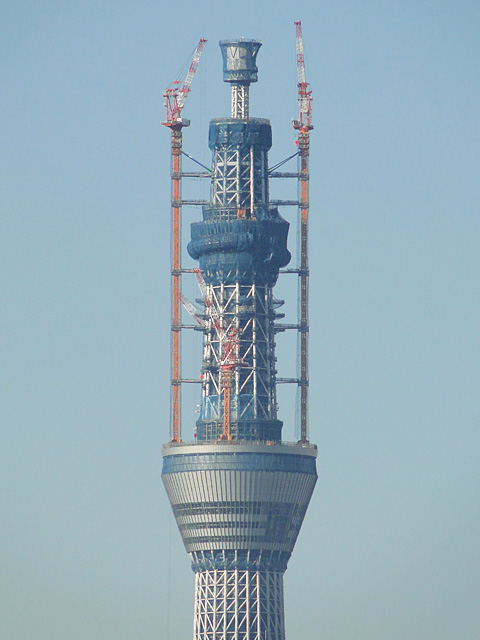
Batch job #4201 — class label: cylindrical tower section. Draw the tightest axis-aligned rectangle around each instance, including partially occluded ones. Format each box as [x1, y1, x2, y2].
[187, 116, 291, 442]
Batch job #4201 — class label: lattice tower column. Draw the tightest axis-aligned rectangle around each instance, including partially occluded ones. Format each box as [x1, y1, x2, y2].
[193, 569, 285, 640]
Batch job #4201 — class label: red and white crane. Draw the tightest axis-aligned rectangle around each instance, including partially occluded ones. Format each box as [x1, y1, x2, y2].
[163, 38, 207, 126]
[218, 327, 242, 441]
[188, 269, 242, 440]
[162, 38, 207, 443]
[293, 21, 313, 443]
[179, 292, 204, 327]
[193, 268, 221, 335]
[293, 21, 313, 132]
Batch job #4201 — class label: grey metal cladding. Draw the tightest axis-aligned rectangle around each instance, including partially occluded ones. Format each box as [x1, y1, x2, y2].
[162, 466, 317, 553]
[162, 451, 316, 474]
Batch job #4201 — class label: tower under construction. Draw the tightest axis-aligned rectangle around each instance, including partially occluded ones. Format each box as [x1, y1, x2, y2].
[162, 29, 316, 640]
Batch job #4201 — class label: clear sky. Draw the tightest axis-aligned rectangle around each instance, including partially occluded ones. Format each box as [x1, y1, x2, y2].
[1, 1, 479, 639]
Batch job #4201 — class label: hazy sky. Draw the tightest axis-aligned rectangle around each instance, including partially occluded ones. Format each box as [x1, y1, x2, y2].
[1, 1, 479, 639]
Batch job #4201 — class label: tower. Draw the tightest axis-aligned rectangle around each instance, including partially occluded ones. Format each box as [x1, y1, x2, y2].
[162, 38, 317, 640]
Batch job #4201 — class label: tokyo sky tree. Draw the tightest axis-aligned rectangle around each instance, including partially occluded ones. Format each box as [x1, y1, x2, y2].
[162, 36, 317, 640]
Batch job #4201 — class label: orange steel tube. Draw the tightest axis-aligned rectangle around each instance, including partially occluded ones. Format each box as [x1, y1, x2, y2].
[221, 368, 232, 441]
[299, 131, 309, 443]
[170, 129, 182, 442]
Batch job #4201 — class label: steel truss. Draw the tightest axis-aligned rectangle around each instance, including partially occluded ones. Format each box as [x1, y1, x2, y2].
[211, 148, 268, 214]
[231, 84, 250, 119]
[193, 569, 285, 640]
[199, 281, 280, 439]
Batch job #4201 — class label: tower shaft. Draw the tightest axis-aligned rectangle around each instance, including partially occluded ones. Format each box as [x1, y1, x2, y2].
[193, 568, 285, 640]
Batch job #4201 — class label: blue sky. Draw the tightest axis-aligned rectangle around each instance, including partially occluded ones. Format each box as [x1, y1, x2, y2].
[1, 1, 479, 639]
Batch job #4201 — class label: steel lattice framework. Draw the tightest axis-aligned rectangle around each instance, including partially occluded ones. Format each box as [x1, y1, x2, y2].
[193, 570, 285, 640]
[230, 84, 250, 120]
[210, 140, 269, 211]
[197, 282, 279, 441]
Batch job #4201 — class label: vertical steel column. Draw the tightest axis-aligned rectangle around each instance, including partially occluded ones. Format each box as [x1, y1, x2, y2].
[298, 130, 310, 443]
[250, 146, 255, 215]
[231, 84, 249, 119]
[170, 128, 183, 442]
[252, 284, 258, 421]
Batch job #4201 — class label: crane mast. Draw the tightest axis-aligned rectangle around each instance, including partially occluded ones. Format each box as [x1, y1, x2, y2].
[293, 20, 313, 443]
[162, 38, 207, 442]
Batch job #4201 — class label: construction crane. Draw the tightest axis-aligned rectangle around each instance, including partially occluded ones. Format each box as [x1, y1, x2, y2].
[162, 38, 207, 443]
[193, 268, 221, 336]
[219, 328, 242, 441]
[179, 293, 204, 327]
[292, 21, 313, 443]
[293, 21, 313, 132]
[192, 269, 242, 440]
[163, 38, 207, 126]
